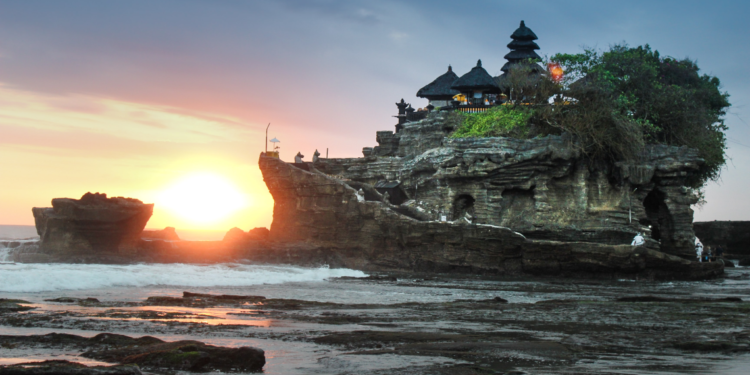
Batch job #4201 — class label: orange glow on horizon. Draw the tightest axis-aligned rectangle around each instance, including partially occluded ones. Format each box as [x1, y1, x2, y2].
[156, 172, 251, 226]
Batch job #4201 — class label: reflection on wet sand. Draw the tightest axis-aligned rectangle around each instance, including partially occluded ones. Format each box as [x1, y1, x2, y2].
[2, 266, 750, 374]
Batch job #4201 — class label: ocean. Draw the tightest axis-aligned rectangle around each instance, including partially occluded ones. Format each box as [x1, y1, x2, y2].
[2, 223, 750, 374]
[0, 224, 230, 241]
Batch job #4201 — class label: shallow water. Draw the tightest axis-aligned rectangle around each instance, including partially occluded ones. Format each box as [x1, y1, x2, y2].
[2, 262, 750, 374]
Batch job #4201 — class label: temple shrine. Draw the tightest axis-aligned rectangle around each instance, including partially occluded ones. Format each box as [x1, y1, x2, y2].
[414, 20, 543, 116]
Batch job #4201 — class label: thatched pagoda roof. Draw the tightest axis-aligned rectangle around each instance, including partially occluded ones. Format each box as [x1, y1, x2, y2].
[507, 39, 540, 50]
[502, 20, 542, 73]
[451, 60, 500, 92]
[510, 20, 538, 41]
[416, 66, 460, 99]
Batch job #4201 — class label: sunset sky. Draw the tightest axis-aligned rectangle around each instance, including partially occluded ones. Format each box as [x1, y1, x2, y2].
[1, 0, 749, 233]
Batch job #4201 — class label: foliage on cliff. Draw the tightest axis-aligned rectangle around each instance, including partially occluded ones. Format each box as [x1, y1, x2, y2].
[548, 44, 730, 185]
[450, 106, 534, 138]
[466, 44, 730, 187]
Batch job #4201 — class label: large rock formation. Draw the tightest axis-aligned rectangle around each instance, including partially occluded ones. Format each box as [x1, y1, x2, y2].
[694, 221, 750, 257]
[307, 113, 703, 259]
[32, 192, 153, 254]
[258, 112, 719, 280]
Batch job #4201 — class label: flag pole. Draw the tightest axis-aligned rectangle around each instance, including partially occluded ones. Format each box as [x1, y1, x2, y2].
[265, 123, 270, 154]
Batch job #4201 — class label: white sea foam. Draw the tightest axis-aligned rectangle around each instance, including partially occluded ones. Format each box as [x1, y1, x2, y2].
[0, 263, 367, 293]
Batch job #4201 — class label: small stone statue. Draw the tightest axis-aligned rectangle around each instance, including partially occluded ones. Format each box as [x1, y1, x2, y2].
[313, 149, 320, 162]
[356, 189, 365, 202]
[295, 152, 304, 163]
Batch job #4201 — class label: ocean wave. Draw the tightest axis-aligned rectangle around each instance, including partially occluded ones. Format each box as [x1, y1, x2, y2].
[0, 263, 367, 293]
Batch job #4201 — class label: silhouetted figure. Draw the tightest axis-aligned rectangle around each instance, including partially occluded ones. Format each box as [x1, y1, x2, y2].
[313, 149, 321, 162]
[295, 152, 304, 163]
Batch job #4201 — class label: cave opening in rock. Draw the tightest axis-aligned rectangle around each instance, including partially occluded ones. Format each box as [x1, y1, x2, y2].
[453, 194, 475, 221]
[642, 189, 669, 242]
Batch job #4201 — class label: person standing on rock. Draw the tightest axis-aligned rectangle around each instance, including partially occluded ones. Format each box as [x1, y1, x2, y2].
[631, 233, 645, 246]
[295, 152, 304, 163]
[695, 237, 704, 262]
[716, 245, 724, 260]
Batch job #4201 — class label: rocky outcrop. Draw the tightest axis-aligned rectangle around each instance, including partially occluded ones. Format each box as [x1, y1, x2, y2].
[694, 221, 750, 257]
[259, 153, 721, 280]
[308, 113, 703, 259]
[222, 227, 270, 243]
[140, 227, 179, 241]
[0, 333, 265, 374]
[32, 193, 153, 255]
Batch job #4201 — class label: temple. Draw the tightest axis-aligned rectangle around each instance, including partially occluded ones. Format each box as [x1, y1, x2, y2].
[413, 20, 543, 116]
[451, 60, 500, 108]
[500, 20, 542, 73]
[254, 19, 722, 280]
[416, 66, 459, 108]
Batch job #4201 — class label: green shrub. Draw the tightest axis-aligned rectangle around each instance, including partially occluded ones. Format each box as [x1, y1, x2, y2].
[450, 105, 534, 138]
[551, 44, 730, 185]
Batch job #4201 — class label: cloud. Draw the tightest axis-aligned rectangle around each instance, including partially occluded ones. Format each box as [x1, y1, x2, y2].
[389, 31, 408, 41]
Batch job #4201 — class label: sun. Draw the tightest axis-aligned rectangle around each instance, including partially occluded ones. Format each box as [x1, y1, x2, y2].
[157, 172, 250, 225]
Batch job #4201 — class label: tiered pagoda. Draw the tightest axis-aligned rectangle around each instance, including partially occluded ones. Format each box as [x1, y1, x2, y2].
[414, 20, 541, 110]
[501, 20, 542, 73]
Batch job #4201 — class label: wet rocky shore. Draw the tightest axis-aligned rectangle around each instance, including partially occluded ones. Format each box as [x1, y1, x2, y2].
[2, 267, 750, 374]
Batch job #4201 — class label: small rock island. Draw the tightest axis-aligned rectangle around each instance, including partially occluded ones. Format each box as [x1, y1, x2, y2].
[32, 192, 153, 255]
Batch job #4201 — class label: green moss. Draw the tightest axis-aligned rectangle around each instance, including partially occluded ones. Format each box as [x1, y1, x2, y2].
[450, 105, 534, 139]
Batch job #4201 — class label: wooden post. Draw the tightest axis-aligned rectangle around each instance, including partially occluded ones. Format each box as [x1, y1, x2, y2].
[265, 123, 271, 154]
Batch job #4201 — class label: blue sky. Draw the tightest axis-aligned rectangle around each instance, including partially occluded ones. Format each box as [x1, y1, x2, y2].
[1, 0, 748, 228]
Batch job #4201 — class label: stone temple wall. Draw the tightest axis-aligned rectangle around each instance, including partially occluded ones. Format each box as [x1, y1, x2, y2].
[309, 112, 703, 259]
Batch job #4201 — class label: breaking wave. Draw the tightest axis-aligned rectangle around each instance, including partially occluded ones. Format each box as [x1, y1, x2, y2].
[0, 263, 367, 293]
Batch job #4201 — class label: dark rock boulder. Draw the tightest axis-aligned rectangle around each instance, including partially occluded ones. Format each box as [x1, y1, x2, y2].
[32, 193, 153, 254]
[222, 227, 269, 245]
[0, 360, 142, 375]
[140, 227, 179, 241]
[0, 333, 264, 373]
[87, 340, 265, 373]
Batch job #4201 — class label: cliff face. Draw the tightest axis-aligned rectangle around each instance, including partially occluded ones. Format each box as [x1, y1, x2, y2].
[259, 138, 720, 280]
[32, 192, 153, 254]
[309, 113, 703, 259]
